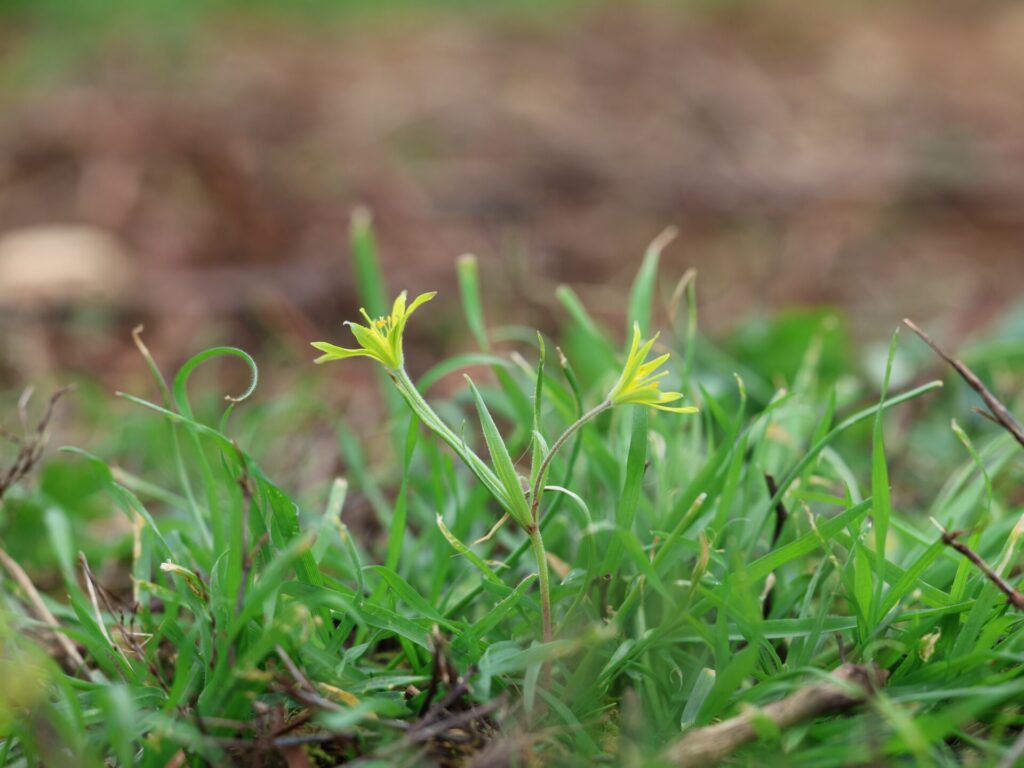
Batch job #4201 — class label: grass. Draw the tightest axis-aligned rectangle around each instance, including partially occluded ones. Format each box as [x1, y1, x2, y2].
[2, 219, 1024, 766]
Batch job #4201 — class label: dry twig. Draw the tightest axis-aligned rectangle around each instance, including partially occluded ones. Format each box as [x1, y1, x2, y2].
[936, 526, 1024, 611]
[662, 664, 886, 768]
[904, 319, 1024, 449]
[0, 547, 89, 674]
[0, 385, 72, 498]
[0, 387, 91, 675]
[905, 319, 1024, 611]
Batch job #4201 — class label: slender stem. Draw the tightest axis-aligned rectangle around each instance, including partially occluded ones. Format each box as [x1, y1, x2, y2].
[391, 368, 507, 505]
[391, 368, 463, 451]
[529, 400, 611, 525]
[389, 366, 606, 650]
[529, 527, 553, 643]
[526, 399, 610, 653]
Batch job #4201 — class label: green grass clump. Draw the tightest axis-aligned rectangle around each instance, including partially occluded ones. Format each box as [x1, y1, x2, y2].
[3, 218, 1024, 766]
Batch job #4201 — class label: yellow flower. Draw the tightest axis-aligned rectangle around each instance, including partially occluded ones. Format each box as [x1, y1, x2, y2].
[311, 291, 436, 370]
[607, 323, 698, 413]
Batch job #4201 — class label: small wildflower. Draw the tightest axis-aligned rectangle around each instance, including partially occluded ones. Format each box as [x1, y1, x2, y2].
[607, 323, 698, 413]
[311, 291, 436, 370]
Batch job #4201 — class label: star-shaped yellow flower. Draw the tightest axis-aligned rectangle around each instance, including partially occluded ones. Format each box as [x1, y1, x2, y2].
[607, 323, 698, 413]
[311, 291, 436, 371]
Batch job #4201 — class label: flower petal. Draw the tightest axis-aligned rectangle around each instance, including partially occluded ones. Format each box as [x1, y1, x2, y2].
[391, 290, 408, 322]
[605, 322, 697, 415]
[310, 341, 371, 364]
[405, 291, 437, 318]
[313, 290, 436, 371]
[637, 353, 671, 379]
[650, 403, 700, 413]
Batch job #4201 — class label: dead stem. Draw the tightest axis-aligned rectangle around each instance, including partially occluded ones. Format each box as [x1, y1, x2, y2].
[905, 319, 1024, 611]
[904, 318, 1024, 449]
[662, 664, 887, 767]
[0, 385, 72, 498]
[936, 526, 1024, 611]
[0, 546, 90, 675]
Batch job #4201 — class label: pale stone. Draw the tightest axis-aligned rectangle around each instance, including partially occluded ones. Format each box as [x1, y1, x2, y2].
[0, 224, 133, 307]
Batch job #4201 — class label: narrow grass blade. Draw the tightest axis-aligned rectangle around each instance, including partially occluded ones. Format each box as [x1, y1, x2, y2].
[628, 227, 676, 338]
[464, 376, 531, 526]
[436, 514, 502, 585]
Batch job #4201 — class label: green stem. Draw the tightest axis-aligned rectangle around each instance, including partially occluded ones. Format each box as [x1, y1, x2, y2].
[529, 400, 611, 524]
[529, 526, 553, 643]
[528, 399, 606, 528]
[525, 399, 611, 646]
[391, 368, 507, 505]
[390, 366, 608, 648]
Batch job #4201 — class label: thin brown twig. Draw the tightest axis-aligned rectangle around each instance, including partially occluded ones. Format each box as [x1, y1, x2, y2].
[267, 709, 316, 740]
[973, 407, 1003, 428]
[79, 554, 170, 691]
[662, 664, 887, 767]
[405, 698, 503, 744]
[904, 318, 1024, 449]
[417, 627, 451, 717]
[0, 546, 91, 675]
[0, 386, 73, 499]
[904, 319, 1024, 610]
[937, 527, 1024, 611]
[417, 665, 478, 729]
[275, 645, 346, 713]
[0, 387, 88, 680]
[79, 552, 133, 670]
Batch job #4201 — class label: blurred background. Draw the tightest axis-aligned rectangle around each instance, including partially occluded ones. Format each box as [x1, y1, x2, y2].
[3, 0, 1024, 401]
[5, 0, 1024, 598]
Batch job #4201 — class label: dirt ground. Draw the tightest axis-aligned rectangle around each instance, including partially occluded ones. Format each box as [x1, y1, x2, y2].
[3, 1, 1024, 384]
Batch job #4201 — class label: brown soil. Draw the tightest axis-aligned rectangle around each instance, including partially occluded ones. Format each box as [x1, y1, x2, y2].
[2, 1, 1024, 383]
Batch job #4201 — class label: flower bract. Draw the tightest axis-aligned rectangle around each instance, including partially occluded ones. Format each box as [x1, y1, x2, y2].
[607, 323, 698, 413]
[311, 291, 435, 370]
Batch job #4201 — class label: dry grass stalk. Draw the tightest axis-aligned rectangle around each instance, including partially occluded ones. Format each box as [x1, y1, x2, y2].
[662, 663, 887, 768]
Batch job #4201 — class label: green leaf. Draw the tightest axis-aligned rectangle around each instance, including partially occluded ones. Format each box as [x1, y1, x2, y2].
[680, 668, 716, 730]
[628, 226, 675, 337]
[458, 573, 538, 650]
[385, 415, 419, 572]
[367, 566, 458, 630]
[763, 381, 942, 532]
[697, 643, 759, 724]
[869, 328, 899, 625]
[457, 253, 490, 351]
[464, 376, 531, 526]
[435, 514, 502, 585]
[350, 207, 388, 319]
[602, 406, 648, 574]
[746, 499, 873, 582]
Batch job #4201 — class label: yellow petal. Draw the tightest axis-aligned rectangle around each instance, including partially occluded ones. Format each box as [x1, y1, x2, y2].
[391, 290, 408, 321]
[650, 403, 700, 414]
[310, 341, 371, 364]
[405, 291, 437, 317]
[347, 322, 395, 367]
